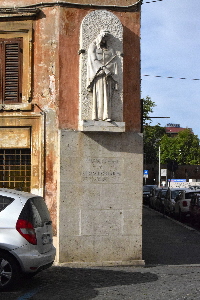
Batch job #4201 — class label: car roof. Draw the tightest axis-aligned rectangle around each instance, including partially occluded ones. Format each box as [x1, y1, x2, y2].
[185, 189, 200, 193]
[169, 188, 189, 191]
[0, 188, 40, 204]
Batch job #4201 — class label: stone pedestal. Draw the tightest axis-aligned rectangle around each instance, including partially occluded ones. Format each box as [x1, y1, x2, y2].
[79, 120, 125, 132]
[58, 130, 144, 266]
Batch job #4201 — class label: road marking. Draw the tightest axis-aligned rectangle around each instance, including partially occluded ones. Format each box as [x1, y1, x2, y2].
[16, 287, 42, 300]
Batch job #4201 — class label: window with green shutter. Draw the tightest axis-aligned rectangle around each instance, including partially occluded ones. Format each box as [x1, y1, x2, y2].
[0, 37, 23, 104]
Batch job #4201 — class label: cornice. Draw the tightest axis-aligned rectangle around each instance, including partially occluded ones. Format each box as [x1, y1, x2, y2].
[0, 1, 142, 14]
[0, 7, 40, 18]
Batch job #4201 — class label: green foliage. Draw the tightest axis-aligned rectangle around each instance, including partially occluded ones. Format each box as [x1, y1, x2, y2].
[144, 125, 166, 164]
[143, 96, 166, 164]
[142, 96, 156, 125]
[160, 129, 200, 165]
[143, 95, 200, 166]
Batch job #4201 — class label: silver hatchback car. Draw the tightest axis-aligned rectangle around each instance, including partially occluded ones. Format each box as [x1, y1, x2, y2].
[0, 188, 56, 290]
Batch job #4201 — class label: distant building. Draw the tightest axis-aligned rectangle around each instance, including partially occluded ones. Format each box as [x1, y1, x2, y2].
[165, 123, 193, 136]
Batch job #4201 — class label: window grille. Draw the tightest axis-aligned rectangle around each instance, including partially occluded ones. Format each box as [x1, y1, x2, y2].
[0, 149, 31, 192]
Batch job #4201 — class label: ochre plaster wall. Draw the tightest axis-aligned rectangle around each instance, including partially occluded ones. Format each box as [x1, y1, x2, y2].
[58, 7, 141, 132]
[33, 7, 60, 234]
[37, 5, 141, 238]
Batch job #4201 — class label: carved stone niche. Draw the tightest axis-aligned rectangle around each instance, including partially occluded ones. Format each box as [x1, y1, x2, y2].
[79, 10, 125, 132]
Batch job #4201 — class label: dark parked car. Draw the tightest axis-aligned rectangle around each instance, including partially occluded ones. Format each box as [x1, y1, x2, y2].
[154, 188, 168, 213]
[190, 193, 200, 226]
[143, 185, 157, 205]
[149, 187, 162, 209]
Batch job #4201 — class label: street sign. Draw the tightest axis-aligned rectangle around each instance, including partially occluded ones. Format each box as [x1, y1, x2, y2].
[161, 169, 167, 176]
[168, 179, 186, 182]
[144, 170, 148, 178]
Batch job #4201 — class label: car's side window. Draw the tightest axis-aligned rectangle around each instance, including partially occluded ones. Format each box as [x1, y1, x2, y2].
[19, 197, 51, 228]
[29, 201, 42, 227]
[0, 195, 14, 211]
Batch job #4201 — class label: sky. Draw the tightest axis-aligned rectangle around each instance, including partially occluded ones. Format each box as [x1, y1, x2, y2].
[141, 0, 200, 137]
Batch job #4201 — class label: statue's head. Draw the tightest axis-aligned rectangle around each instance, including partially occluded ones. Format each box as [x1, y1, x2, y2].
[100, 30, 110, 37]
[96, 30, 110, 49]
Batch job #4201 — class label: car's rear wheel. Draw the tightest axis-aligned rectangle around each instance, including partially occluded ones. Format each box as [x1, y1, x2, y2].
[0, 251, 21, 290]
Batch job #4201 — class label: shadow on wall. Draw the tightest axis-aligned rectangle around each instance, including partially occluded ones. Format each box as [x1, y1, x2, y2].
[84, 132, 143, 154]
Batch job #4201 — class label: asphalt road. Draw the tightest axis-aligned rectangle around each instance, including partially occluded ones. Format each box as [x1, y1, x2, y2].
[143, 206, 200, 265]
[2, 206, 200, 300]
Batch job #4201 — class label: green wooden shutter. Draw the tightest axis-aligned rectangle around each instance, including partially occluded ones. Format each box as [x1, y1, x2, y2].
[0, 38, 23, 104]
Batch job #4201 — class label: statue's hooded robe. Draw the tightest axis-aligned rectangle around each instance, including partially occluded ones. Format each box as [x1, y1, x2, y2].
[87, 31, 118, 121]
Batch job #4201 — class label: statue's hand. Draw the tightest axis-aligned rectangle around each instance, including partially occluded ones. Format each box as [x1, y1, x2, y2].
[98, 69, 105, 75]
[102, 66, 111, 76]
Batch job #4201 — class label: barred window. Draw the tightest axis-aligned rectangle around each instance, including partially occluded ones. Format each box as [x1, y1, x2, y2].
[0, 149, 31, 192]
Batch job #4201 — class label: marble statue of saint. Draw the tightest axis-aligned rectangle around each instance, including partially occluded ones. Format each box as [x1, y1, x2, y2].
[87, 30, 118, 121]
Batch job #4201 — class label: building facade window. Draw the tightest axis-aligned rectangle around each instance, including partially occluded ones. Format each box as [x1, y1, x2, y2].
[0, 117, 44, 195]
[0, 20, 33, 107]
[0, 148, 31, 192]
[0, 37, 23, 104]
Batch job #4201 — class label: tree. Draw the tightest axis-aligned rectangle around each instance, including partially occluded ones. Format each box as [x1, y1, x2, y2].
[160, 129, 200, 165]
[143, 96, 166, 164]
[143, 96, 200, 170]
[144, 125, 166, 164]
[142, 96, 156, 126]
